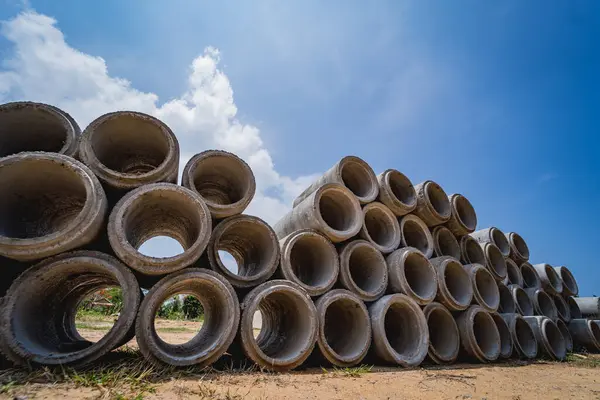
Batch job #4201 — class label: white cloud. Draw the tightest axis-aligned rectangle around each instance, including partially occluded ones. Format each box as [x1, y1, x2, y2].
[0, 11, 316, 228]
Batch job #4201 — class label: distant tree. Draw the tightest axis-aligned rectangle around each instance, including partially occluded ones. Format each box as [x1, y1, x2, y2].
[183, 296, 203, 320]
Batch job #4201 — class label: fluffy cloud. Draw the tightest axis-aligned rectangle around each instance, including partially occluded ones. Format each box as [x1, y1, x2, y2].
[0, 11, 318, 227]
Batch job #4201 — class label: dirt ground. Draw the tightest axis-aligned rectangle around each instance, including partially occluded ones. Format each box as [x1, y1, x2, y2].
[1, 318, 599, 400]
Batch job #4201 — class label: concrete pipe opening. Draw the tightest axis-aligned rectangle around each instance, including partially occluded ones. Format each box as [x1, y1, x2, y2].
[525, 316, 566, 360]
[431, 257, 473, 311]
[413, 180, 451, 227]
[471, 227, 510, 257]
[568, 319, 600, 352]
[339, 157, 379, 203]
[315, 290, 371, 367]
[460, 236, 486, 266]
[481, 243, 507, 281]
[360, 202, 401, 254]
[240, 280, 317, 371]
[526, 288, 558, 320]
[533, 264, 563, 295]
[473, 266, 500, 312]
[520, 262, 541, 289]
[511, 314, 538, 359]
[0, 102, 79, 157]
[457, 306, 500, 362]
[554, 266, 579, 297]
[182, 150, 255, 219]
[387, 248, 437, 305]
[339, 240, 388, 301]
[318, 185, 363, 241]
[108, 183, 212, 275]
[491, 313, 513, 359]
[0, 251, 140, 367]
[423, 302, 460, 364]
[377, 169, 417, 216]
[208, 215, 280, 288]
[0, 153, 106, 261]
[135, 269, 239, 367]
[447, 194, 477, 236]
[432, 226, 461, 259]
[552, 293, 570, 322]
[511, 285, 534, 316]
[507, 232, 529, 262]
[498, 282, 516, 314]
[399, 215, 434, 258]
[505, 259, 524, 287]
[279, 230, 339, 297]
[566, 297, 582, 319]
[556, 319, 573, 352]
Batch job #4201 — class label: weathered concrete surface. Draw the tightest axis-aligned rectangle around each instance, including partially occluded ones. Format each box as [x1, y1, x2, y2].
[568, 318, 600, 352]
[398, 214, 434, 258]
[430, 256, 473, 311]
[572, 297, 600, 317]
[456, 306, 500, 362]
[500, 313, 538, 359]
[532, 263, 563, 295]
[479, 242, 507, 282]
[423, 302, 460, 364]
[376, 169, 417, 216]
[524, 316, 566, 360]
[506, 232, 530, 264]
[412, 181, 451, 227]
[359, 202, 401, 254]
[551, 292, 570, 322]
[459, 235, 486, 266]
[553, 266, 579, 297]
[431, 226, 461, 259]
[470, 227, 510, 257]
[386, 247, 437, 305]
[445, 193, 477, 236]
[566, 296, 582, 319]
[508, 284, 534, 316]
[520, 262, 541, 289]
[523, 288, 558, 320]
[463, 263, 500, 312]
[555, 319, 573, 352]
[497, 281, 516, 314]
[338, 240, 388, 302]
[503, 258, 524, 287]
[490, 312, 513, 359]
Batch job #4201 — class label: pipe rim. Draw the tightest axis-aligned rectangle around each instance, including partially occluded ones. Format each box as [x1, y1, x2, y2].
[423, 302, 460, 364]
[461, 306, 501, 362]
[555, 319, 573, 352]
[491, 312, 513, 358]
[534, 290, 558, 320]
[314, 183, 363, 241]
[566, 296, 582, 319]
[552, 293, 570, 322]
[393, 247, 438, 305]
[470, 264, 500, 312]
[360, 202, 401, 253]
[498, 282, 516, 313]
[508, 232, 529, 261]
[556, 266, 578, 296]
[538, 264, 563, 294]
[540, 318, 566, 360]
[489, 227, 510, 256]
[432, 226, 461, 259]
[336, 156, 379, 203]
[400, 214, 434, 258]
[422, 180, 451, 221]
[511, 285, 534, 316]
[460, 235, 486, 266]
[450, 194, 477, 233]
[434, 257, 473, 311]
[380, 169, 417, 212]
[339, 240, 388, 301]
[482, 243, 507, 281]
[520, 262, 541, 289]
[505, 258, 524, 287]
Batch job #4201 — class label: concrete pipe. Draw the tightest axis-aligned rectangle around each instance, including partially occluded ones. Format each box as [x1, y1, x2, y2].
[572, 297, 600, 317]
[508, 284, 534, 316]
[479, 242, 507, 282]
[314, 289, 371, 367]
[274, 183, 362, 243]
[551, 293, 570, 322]
[445, 194, 477, 236]
[338, 240, 388, 302]
[376, 169, 417, 217]
[278, 229, 339, 297]
[207, 215, 280, 288]
[108, 183, 212, 275]
[503, 258, 524, 287]
[490, 312, 513, 359]
[506, 232, 530, 264]
[430, 256, 473, 311]
[399, 214, 434, 258]
[0, 251, 140, 367]
[359, 202, 401, 254]
[292, 156, 378, 207]
[497, 281, 516, 314]
[239, 280, 318, 371]
[500, 313, 538, 359]
[432, 226, 461, 259]
[566, 297, 582, 319]
[386, 247, 437, 305]
[520, 262, 542, 289]
[463, 264, 500, 312]
[523, 316, 566, 360]
[369, 294, 429, 367]
[459, 235, 486, 266]
[0, 152, 107, 261]
[568, 319, 600, 352]
[181, 150, 255, 220]
[79, 111, 179, 203]
[456, 306, 500, 362]
[553, 266, 579, 297]
[0, 101, 80, 158]
[524, 288, 558, 320]
[135, 268, 239, 367]
[412, 180, 451, 227]
[532, 264, 563, 295]
[422, 302, 460, 364]
[470, 227, 510, 257]
[555, 319, 573, 352]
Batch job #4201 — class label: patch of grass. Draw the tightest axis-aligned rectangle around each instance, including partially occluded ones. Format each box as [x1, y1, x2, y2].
[321, 364, 373, 377]
[566, 353, 600, 368]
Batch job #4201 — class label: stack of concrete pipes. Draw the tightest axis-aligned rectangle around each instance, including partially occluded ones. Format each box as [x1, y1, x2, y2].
[0, 102, 598, 373]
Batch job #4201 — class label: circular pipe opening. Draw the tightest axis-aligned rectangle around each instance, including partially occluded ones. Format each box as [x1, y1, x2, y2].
[505, 259, 522, 286]
[514, 287, 534, 316]
[514, 317, 537, 358]
[566, 297, 582, 319]
[473, 311, 500, 360]
[322, 297, 370, 362]
[521, 263, 540, 289]
[543, 319, 566, 360]
[498, 283, 516, 313]
[384, 301, 424, 360]
[536, 291, 557, 319]
[462, 236, 486, 265]
[427, 306, 459, 362]
[557, 267, 578, 296]
[425, 182, 451, 217]
[453, 195, 477, 232]
[340, 159, 377, 199]
[319, 190, 360, 232]
[552, 294, 569, 321]
[510, 232, 529, 260]
[433, 227, 461, 259]
[403, 251, 437, 303]
[485, 244, 507, 280]
[544, 265, 563, 294]
[361, 202, 400, 252]
[444, 260, 472, 307]
[474, 268, 500, 311]
[348, 244, 387, 296]
[400, 215, 433, 257]
[387, 170, 416, 207]
[491, 228, 510, 256]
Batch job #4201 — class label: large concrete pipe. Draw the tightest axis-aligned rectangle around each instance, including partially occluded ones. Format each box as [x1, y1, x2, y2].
[532, 264, 563, 295]
[503, 258, 524, 287]
[292, 156, 378, 207]
[508, 284, 534, 316]
[470, 227, 510, 257]
[278, 229, 339, 297]
[572, 297, 600, 317]
[376, 169, 417, 217]
[551, 293, 570, 322]
[456, 306, 501, 362]
[506, 232, 530, 264]
[431, 226, 461, 259]
[523, 316, 566, 360]
[359, 202, 401, 254]
[566, 297, 582, 319]
[386, 247, 437, 305]
[430, 257, 473, 311]
[0, 251, 140, 367]
[524, 288, 558, 320]
[445, 194, 477, 236]
[459, 235, 486, 266]
[108, 183, 212, 276]
[553, 266, 579, 297]
[520, 262, 541, 289]
[274, 183, 362, 243]
[239, 280, 318, 371]
[79, 111, 179, 203]
[314, 290, 371, 367]
[207, 215, 280, 288]
[369, 294, 429, 367]
[181, 150, 255, 220]
[0, 152, 107, 261]
[500, 313, 538, 359]
[422, 302, 460, 364]
[338, 240, 388, 302]
[412, 180, 451, 227]
[497, 282, 516, 314]
[568, 319, 600, 352]
[555, 319, 573, 352]
[135, 268, 239, 367]
[0, 102, 80, 157]
[463, 264, 500, 312]
[490, 312, 513, 359]
[398, 214, 434, 258]
[479, 242, 507, 282]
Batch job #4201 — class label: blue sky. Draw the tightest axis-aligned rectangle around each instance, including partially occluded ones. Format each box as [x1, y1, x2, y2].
[1, 1, 598, 295]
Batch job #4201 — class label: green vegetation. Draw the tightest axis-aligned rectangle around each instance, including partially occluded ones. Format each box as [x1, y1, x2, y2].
[565, 353, 600, 368]
[321, 364, 373, 377]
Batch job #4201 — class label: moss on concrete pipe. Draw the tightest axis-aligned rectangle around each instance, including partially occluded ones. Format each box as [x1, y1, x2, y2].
[431, 226, 461, 259]
[456, 306, 501, 363]
[553, 266, 579, 297]
[506, 232, 530, 264]
[508, 284, 534, 316]
[398, 214, 434, 258]
[524, 316, 566, 360]
[376, 169, 417, 217]
[524, 288, 558, 320]
[445, 193, 477, 236]
[359, 202, 401, 254]
[422, 302, 460, 364]
[412, 180, 451, 227]
[532, 264, 563, 295]
[463, 264, 500, 312]
[338, 240, 388, 302]
[500, 313, 538, 359]
[386, 247, 437, 305]
[568, 319, 600, 352]
[497, 282, 516, 314]
[430, 256, 473, 311]
[459, 235, 486, 266]
[520, 262, 541, 289]
[470, 227, 510, 257]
